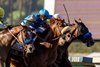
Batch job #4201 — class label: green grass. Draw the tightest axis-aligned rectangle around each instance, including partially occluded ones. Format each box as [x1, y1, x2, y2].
[68, 41, 100, 53]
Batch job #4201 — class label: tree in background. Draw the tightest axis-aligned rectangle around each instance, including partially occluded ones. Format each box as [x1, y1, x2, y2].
[0, 0, 44, 25]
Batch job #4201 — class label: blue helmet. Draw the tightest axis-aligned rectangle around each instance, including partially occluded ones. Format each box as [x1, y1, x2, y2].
[39, 9, 49, 17]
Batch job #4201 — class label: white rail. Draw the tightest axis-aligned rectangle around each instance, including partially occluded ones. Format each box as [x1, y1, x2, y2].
[69, 52, 100, 67]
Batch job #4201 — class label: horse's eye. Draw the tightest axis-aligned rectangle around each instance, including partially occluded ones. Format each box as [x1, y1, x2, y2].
[67, 34, 71, 37]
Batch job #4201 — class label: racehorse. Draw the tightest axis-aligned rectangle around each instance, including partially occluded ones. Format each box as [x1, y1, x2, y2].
[0, 25, 35, 67]
[7, 18, 72, 67]
[52, 19, 95, 67]
[6, 18, 95, 67]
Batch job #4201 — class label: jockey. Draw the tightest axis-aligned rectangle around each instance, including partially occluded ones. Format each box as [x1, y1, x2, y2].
[53, 14, 62, 20]
[53, 14, 68, 26]
[21, 9, 51, 34]
[0, 7, 5, 28]
[20, 9, 52, 43]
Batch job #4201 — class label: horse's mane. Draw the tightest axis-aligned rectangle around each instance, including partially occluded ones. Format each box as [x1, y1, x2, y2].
[0, 25, 30, 31]
[50, 18, 65, 37]
[0, 25, 20, 31]
[50, 18, 56, 26]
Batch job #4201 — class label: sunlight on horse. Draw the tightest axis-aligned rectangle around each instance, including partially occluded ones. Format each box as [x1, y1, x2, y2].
[0, 26, 23, 67]
[0, 25, 35, 67]
[7, 18, 71, 67]
[6, 18, 95, 67]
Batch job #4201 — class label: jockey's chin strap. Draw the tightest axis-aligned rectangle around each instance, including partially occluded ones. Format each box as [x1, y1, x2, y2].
[8, 28, 29, 67]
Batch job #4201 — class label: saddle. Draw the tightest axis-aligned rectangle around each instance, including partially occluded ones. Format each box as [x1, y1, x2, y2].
[10, 42, 23, 57]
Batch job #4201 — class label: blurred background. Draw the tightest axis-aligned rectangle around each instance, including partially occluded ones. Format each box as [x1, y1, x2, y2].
[0, 0, 44, 25]
[0, 0, 100, 54]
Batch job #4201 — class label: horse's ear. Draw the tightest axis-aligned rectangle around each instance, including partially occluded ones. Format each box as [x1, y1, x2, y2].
[78, 18, 82, 23]
[74, 19, 78, 23]
[74, 19, 79, 27]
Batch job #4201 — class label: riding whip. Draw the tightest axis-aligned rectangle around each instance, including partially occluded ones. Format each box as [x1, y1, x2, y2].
[63, 4, 70, 25]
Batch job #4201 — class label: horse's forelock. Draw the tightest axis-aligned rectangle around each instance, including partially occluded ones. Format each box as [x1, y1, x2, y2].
[50, 18, 56, 26]
[50, 18, 65, 37]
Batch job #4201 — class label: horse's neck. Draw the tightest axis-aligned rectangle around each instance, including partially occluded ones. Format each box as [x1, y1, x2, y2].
[51, 24, 62, 37]
[70, 25, 79, 39]
[0, 25, 24, 46]
[17, 29, 25, 44]
[9, 25, 23, 34]
[63, 25, 78, 48]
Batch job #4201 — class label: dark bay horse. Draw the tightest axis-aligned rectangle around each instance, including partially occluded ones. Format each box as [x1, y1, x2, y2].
[0, 25, 35, 67]
[52, 19, 95, 67]
[7, 18, 95, 67]
[7, 18, 72, 67]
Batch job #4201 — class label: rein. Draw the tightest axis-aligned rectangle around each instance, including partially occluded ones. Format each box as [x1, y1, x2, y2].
[8, 28, 29, 67]
[51, 34, 65, 41]
[71, 26, 78, 38]
[31, 30, 45, 41]
[8, 28, 25, 47]
[31, 30, 59, 42]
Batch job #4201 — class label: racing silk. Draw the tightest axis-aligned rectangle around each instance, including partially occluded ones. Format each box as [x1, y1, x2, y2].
[0, 17, 5, 28]
[21, 14, 52, 33]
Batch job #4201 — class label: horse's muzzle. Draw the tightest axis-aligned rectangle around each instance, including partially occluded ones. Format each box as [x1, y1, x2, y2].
[87, 40, 95, 47]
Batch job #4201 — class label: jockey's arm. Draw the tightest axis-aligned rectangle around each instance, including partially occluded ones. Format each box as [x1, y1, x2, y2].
[27, 15, 36, 23]
[22, 14, 36, 25]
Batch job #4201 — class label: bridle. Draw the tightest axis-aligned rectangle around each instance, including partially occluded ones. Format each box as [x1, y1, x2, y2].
[8, 27, 33, 67]
[68, 23, 92, 42]
[50, 19, 67, 41]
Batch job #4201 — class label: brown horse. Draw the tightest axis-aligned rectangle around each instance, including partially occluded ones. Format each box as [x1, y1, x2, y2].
[28, 18, 73, 67]
[7, 18, 95, 67]
[0, 25, 35, 67]
[7, 18, 72, 67]
[52, 19, 95, 67]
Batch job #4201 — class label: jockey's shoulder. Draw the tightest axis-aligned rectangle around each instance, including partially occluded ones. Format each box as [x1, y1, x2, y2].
[32, 14, 41, 20]
[32, 13, 39, 17]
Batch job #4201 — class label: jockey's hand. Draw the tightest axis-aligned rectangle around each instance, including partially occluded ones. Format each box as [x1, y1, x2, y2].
[40, 42, 52, 48]
[31, 30, 36, 34]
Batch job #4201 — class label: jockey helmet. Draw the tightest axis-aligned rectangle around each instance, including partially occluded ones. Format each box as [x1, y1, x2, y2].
[0, 7, 5, 18]
[39, 9, 49, 17]
[53, 14, 62, 20]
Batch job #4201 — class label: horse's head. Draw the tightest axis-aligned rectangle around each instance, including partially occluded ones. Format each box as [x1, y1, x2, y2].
[74, 19, 94, 47]
[49, 18, 72, 46]
[17, 27, 35, 54]
[61, 19, 94, 47]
